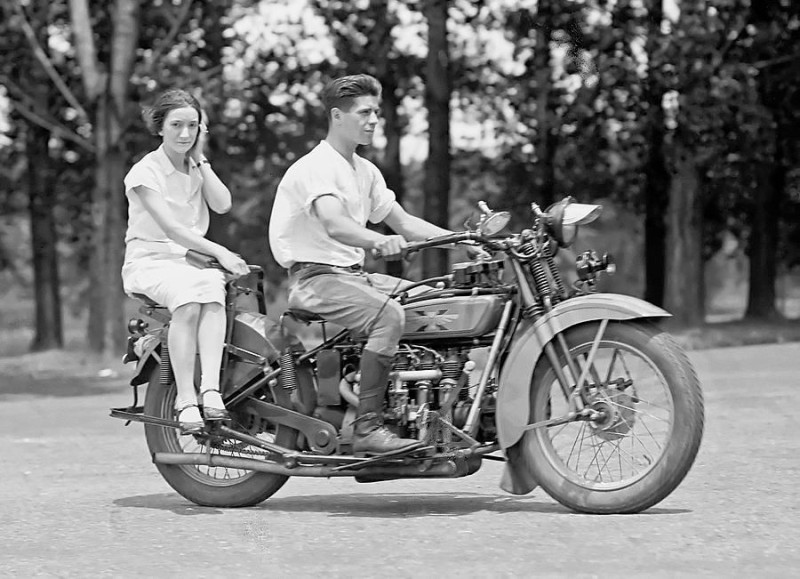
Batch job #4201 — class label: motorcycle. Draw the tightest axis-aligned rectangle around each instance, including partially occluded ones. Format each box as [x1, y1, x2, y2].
[112, 197, 704, 514]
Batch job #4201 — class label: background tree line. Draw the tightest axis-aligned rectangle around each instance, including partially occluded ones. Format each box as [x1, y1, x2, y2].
[0, 0, 798, 354]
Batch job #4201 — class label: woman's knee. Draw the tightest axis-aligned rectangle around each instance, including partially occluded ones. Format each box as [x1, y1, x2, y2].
[200, 302, 224, 316]
[172, 302, 202, 324]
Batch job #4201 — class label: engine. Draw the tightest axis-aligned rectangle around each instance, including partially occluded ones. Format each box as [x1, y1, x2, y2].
[381, 344, 496, 444]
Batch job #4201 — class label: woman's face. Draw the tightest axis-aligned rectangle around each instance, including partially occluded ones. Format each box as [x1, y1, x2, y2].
[160, 106, 200, 155]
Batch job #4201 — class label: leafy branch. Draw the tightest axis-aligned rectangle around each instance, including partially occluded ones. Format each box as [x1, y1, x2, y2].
[142, 0, 195, 75]
[0, 73, 95, 152]
[11, 0, 90, 123]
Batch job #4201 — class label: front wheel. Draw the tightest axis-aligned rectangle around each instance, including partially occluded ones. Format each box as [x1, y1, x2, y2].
[523, 320, 704, 514]
[143, 368, 297, 507]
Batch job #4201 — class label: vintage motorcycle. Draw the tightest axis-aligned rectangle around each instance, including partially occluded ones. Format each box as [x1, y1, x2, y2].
[112, 197, 704, 514]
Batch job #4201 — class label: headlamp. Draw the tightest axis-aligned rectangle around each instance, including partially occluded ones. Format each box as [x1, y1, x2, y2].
[545, 197, 602, 247]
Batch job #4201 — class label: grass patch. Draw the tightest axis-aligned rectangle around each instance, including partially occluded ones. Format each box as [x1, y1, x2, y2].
[668, 318, 800, 351]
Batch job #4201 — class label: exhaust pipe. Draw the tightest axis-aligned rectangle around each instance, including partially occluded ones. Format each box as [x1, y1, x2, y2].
[153, 452, 462, 479]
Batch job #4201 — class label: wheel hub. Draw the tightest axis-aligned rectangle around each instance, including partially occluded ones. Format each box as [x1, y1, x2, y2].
[589, 390, 636, 441]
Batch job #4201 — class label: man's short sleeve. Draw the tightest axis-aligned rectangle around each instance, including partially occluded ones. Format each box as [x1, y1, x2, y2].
[367, 165, 396, 224]
[300, 170, 349, 217]
[124, 161, 162, 195]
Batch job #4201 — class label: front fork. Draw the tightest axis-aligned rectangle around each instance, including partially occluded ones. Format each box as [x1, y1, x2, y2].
[524, 318, 610, 433]
[508, 255, 611, 428]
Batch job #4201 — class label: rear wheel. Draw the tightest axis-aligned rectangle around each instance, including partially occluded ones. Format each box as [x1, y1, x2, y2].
[523, 321, 704, 514]
[143, 368, 297, 507]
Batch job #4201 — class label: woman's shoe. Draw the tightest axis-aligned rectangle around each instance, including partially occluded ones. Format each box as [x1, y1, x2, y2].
[200, 389, 231, 422]
[176, 403, 204, 434]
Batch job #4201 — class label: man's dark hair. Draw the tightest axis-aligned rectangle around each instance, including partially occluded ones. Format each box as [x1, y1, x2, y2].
[142, 88, 203, 135]
[321, 74, 382, 122]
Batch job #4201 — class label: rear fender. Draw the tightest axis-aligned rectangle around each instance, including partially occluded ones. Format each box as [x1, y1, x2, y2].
[496, 293, 669, 450]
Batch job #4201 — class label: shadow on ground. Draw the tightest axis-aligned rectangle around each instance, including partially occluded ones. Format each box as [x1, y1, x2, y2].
[114, 491, 691, 518]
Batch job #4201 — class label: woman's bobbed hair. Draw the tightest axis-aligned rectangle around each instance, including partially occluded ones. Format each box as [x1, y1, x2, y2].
[142, 89, 202, 135]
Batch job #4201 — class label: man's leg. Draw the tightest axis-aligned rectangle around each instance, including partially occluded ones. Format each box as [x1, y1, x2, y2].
[288, 271, 419, 454]
[352, 323, 420, 456]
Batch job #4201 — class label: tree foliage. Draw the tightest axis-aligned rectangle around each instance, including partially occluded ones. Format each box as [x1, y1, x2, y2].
[1, 0, 799, 352]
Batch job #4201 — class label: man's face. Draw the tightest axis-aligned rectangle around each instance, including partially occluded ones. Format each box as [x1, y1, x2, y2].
[333, 95, 380, 146]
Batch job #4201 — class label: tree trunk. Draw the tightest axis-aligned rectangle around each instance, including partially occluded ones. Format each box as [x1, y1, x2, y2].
[87, 98, 111, 351]
[643, 0, 669, 307]
[532, 0, 556, 208]
[746, 138, 783, 319]
[369, 0, 406, 278]
[745, 0, 787, 320]
[664, 146, 704, 325]
[106, 146, 128, 352]
[27, 81, 63, 351]
[422, 0, 451, 278]
[84, 0, 140, 353]
[198, 0, 230, 248]
[380, 78, 404, 207]
[381, 79, 407, 278]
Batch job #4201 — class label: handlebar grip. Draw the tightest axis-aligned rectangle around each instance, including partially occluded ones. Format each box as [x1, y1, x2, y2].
[371, 247, 407, 261]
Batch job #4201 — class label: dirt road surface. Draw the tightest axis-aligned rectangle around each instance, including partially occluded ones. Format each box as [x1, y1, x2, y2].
[1, 342, 798, 578]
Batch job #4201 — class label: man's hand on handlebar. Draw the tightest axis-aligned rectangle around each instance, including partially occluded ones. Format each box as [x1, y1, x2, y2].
[373, 234, 408, 261]
[462, 241, 492, 261]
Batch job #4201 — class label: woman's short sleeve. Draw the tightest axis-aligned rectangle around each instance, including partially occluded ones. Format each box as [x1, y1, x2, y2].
[124, 162, 162, 195]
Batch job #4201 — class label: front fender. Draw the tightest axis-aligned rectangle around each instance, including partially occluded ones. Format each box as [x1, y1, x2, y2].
[496, 293, 669, 449]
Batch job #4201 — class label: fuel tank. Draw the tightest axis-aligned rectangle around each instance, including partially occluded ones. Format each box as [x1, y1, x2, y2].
[401, 295, 505, 340]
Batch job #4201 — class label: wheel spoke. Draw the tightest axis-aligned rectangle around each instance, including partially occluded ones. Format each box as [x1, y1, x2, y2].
[604, 348, 621, 385]
[585, 434, 646, 477]
[566, 421, 588, 468]
[593, 441, 615, 482]
[539, 333, 676, 489]
[607, 399, 669, 423]
[581, 436, 605, 480]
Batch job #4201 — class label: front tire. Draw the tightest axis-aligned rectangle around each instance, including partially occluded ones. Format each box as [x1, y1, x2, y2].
[523, 320, 704, 514]
[143, 368, 296, 507]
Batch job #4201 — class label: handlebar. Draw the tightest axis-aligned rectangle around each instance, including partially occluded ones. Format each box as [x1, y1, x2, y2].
[372, 231, 479, 260]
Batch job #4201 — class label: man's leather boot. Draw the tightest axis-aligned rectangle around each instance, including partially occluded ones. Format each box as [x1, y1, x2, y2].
[352, 350, 419, 456]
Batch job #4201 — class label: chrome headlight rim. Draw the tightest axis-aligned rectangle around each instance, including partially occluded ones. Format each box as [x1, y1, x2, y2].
[545, 197, 602, 248]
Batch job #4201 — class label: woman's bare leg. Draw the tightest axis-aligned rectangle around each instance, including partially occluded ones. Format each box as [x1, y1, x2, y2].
[196, 302, 227, 409]
[169, 303, 202, 418]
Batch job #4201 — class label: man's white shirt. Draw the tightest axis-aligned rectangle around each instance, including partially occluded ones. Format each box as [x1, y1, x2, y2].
[269, 140, 395, 268]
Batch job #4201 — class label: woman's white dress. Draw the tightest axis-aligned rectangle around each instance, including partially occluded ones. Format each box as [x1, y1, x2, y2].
[121, 145, 225, 312]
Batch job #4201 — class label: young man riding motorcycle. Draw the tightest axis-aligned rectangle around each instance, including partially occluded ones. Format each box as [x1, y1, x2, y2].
[269, 74, 474, 456]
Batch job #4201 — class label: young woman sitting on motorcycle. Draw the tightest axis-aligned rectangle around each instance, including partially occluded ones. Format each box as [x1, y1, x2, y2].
[121, 88, 250, 433]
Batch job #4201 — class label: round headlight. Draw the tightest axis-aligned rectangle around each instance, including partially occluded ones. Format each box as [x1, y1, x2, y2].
[544, 197, 602, 247]
[560, 223, 578, 246]
[544, 197, 574, 247]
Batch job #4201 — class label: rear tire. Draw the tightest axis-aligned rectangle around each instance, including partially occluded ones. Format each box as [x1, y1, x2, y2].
[523, 320, 704, 514]
[143, 368, 296, 507]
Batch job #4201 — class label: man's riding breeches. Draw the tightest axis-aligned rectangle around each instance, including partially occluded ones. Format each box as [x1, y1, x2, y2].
[287, 264, 413, 356]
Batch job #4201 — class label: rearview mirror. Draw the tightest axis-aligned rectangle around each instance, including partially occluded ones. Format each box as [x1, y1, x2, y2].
[478, 211, 511, 236]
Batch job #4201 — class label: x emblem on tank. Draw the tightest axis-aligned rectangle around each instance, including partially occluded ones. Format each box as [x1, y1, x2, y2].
[412, 309, 457, 332]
